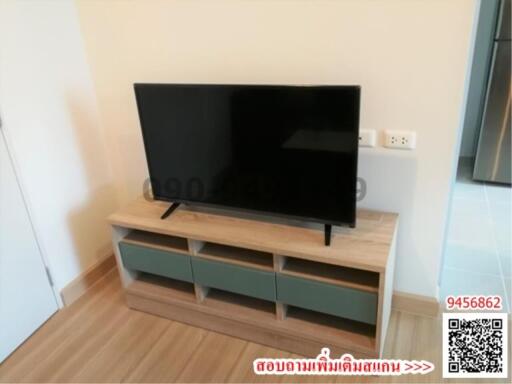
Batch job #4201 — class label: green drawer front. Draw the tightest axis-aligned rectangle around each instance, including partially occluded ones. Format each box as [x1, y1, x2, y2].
[119, 242, 193, 282]
[192, 258, 276, 301]
[276, 274, 377, 325]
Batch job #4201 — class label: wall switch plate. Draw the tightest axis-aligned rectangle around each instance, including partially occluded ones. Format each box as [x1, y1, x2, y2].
[384, 130, 416, 149]
[358, 129, 377, 147]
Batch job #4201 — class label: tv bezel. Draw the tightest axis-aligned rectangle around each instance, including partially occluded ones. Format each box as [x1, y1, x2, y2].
[134, 83, 360, 228]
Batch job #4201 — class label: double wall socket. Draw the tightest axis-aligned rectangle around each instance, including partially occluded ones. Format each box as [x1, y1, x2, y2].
[358, 129, 377, 147]
[384, 130, 416, 150]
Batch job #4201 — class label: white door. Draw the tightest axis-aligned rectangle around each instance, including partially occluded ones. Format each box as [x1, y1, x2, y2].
[0, 130, 58, 362]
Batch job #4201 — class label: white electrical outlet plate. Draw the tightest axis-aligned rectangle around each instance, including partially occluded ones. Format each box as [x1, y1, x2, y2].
[384, 130, 416, 149]
[359, 129, 377, 147]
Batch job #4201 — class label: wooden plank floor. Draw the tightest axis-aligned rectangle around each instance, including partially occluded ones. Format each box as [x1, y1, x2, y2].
[1, 270, 509, 383]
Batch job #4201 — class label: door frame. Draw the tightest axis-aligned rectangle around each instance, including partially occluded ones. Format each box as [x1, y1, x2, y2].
[438, 0, 483, 291]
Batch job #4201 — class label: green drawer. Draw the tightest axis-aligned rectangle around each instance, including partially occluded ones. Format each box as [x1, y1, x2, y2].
[276, 274, 377, 325]
[192, 258, 276, 301]
[119, 242, 193, 282]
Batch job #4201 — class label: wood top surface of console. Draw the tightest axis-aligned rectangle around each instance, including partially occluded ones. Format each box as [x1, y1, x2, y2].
[108, 197, 398, 272]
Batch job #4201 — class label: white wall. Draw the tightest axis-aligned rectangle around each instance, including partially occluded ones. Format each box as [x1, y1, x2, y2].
[0, 0, 119, 293]
[76, 0, 477, 298]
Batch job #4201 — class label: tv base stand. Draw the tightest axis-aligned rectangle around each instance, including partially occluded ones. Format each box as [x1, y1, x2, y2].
[109, 197, 398, 358]
[160, 202, 180, 219]
[324, 224, 332, 246]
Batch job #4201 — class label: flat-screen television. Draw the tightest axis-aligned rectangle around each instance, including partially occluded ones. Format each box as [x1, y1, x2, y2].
[135, 84, 360, 227]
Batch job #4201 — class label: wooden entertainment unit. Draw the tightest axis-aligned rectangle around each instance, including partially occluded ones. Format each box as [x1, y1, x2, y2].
[108, 197, 398, 358]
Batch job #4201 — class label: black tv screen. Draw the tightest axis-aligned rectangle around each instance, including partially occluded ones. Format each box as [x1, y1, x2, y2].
[135, 84, 360, 226]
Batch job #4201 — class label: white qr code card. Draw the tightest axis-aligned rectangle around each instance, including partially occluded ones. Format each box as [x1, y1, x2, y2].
[443, 312, 508, 378]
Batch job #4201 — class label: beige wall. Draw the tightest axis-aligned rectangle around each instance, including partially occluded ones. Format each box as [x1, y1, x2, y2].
[0, 0, 119, 293]
[76, 0, 477, 298]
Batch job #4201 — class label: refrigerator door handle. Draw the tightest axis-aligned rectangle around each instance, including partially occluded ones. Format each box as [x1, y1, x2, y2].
[496, 0, 511, 40]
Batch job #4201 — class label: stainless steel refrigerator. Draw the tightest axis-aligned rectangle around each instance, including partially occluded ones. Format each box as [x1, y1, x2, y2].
[474, 0, 511, 184]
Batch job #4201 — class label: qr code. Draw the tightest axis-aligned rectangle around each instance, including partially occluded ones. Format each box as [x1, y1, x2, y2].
[443, 313, 508, 378]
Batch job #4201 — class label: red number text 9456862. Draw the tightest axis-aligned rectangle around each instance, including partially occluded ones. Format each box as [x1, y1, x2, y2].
[445, 295, 502, 310]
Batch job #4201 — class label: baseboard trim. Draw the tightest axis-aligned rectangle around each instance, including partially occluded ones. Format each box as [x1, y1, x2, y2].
[392, 291, 440, 317]
[60, 253, 116, 306]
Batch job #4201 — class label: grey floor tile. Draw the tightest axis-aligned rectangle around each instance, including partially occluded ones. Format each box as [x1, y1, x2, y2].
[440, 268, 509, 312]
[444, 242, 501, 276]
[442, 168, 512, 313]
[447, 211, 495, 249]
[503, 277, 511, 313]
[488, 201, 512, 225]
[485, 183, 512, 205]
[453, 180, 486, 202]
[499, 249, 512, 278]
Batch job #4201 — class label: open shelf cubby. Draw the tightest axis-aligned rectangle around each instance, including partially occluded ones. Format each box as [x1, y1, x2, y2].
[202, 288, 276, 320]
[197, 242, 274, 271]
[285, 305, 376, 340]
[123, 229, 189, 254]
[280, 256, 380, 293]
[126, 272, 196, 303]
[110, 197, 398, 358]
[284, 306, 376, 349]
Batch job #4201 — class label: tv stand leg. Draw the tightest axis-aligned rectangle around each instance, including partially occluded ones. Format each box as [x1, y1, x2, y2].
[161, 202, 180, 220]
[324, 224, 332, 246]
